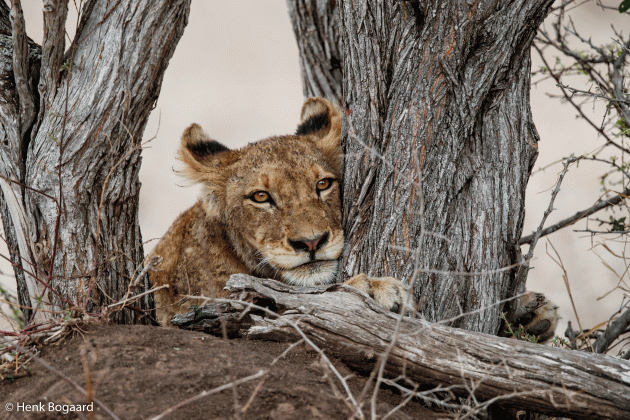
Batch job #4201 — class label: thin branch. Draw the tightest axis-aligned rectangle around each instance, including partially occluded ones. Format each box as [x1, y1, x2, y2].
[0, 333, 120, 419]
[611, 37, 630, 126]
[147, 370, 267, 420]
[380, 381, 419, 420]
[0, 237, 75, 308]
[365, 143, 426, 420]
[556, 82, 630, 105]
[546, 239, 590, 351]
[533, 43, 630, 155]
[515, 156, 578, 284]
[379, 380, 462, 412]
[520, 187, 630, 244]
[186, 296, 366, 419]
[593, 298, 630, 354]
[270, 338, 305, 365]
[131, 255, 162, 288]
[0, 173, 60, 205]
[437, 292, 528, 326]
[105, 285, 168, 310]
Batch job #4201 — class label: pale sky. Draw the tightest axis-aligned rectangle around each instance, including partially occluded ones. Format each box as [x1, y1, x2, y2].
[1, 1, 628, 348]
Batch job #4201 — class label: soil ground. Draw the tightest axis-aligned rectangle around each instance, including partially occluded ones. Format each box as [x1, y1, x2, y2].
[0, 323, 449, 420]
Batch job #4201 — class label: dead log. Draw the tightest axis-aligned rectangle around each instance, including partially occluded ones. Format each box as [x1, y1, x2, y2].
[172, 274, 630, 420]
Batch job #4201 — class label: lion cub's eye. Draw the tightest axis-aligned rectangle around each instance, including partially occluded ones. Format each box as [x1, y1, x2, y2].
[316, 178, 334, 192]
[250, 191, 272, 203]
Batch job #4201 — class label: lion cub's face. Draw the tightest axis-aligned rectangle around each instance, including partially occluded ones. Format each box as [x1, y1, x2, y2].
[178, 98, 344, 286]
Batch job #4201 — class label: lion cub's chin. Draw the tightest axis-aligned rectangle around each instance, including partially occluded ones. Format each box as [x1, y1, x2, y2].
[280, 260, 339, 287]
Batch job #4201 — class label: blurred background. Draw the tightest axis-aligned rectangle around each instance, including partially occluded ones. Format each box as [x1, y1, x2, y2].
[1, 1, 628, 349]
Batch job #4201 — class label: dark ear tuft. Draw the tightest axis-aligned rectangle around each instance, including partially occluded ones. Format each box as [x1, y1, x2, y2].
[187, 139, 230, 159]
[295, 98, 342, 171]
[296, 112, 330, 136]
[181, 123, 230, 162]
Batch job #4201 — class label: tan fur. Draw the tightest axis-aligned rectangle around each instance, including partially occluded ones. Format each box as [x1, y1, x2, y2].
[151, 98, 408, 326]
[506, 292, 560, 343]
[151, 97, 558, 343]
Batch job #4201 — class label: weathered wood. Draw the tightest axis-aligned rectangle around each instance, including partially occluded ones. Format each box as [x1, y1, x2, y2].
[174, 274, 630, 420]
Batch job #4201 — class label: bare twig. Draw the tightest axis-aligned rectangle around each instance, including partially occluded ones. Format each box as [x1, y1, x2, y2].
[0, 333, 120, 419]
[532, 43, 630, 155]
[0, 238, 75, 308]
[106, 285, 168, 310]
[148, 370, 267, 420]
[270, 338, 304, 365]
[556, 82, 630, 105]
[90, 118, 158, 311]
[0, 173, 61, 204]
[437, 292, 529, 326]
[546, 239, 590, 350]
[380, 381, 418, 420]
[185, 295, 366, 419]
[593, 298, 630, 354]
[611, 37, 630, 124]
[239, 373, 267, 414]
[363, 137, 426, 420]
[515, 156, 578, 286]
[131, 255, 162, 288]
[520, 187, 630, 244]
[367, 291, 411, 420]
[380, 379, 462, 412]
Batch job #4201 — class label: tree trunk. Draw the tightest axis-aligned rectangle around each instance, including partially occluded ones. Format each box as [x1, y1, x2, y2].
[0, 0, 191, 324]
[173, 275, 630, 420]
[288, 0, 553, 334]
[286, 0, 342, 108]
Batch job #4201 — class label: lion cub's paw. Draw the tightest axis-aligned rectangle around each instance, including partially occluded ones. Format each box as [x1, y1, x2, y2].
[345, 273, 412, 314]
[506, 291, 559, 343]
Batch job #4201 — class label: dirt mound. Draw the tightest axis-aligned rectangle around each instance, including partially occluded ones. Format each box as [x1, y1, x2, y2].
[1, 323, 446, 419]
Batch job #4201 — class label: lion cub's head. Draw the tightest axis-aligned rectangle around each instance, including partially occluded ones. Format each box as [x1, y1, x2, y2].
[178, 98, 344, 286]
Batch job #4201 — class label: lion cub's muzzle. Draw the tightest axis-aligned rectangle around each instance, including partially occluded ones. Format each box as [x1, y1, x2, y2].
[270, 230, 343, 287]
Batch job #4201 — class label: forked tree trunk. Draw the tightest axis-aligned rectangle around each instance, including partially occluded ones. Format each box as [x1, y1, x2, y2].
[288, 0, 553, 334]
[0, 0, 191, 324]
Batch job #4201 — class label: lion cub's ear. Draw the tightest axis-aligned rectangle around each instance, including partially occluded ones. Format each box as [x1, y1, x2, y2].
[177, 123, 236, 181]
[296, 97, 342, 159]
[177, 124, 238, 216]
[182, 123, 230, 162]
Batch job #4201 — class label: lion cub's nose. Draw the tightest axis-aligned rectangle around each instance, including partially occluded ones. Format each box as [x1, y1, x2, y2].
[288, 232, 329, 253]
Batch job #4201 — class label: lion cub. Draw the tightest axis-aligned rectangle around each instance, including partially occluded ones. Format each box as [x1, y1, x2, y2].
[151, 97, 558, 343]
[151, 98, 407, 326]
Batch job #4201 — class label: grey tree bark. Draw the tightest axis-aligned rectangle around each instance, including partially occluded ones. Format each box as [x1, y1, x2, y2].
[0, 0, 191, 324]
[288, 0, 553, 335]
[286, 0, 342, 108]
